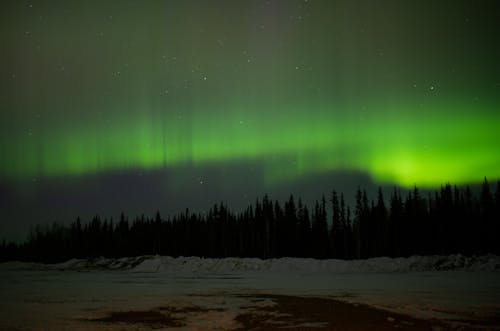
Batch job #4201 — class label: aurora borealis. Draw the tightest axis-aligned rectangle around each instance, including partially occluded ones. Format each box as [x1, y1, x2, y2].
[1, 0, 500, 239]
[3, 104, 500, 187]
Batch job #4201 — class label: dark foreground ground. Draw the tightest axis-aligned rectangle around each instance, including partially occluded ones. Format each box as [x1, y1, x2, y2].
[1, 260, 499, 330]
[83, 294, 499, 331]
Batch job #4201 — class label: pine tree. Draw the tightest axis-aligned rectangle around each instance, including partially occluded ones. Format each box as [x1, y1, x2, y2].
[494, 181, 500, 254]
[374, 188, 387, 256]
[480, 178, 494, 253]
[353, 188, 363, 259]
[389, 188, 403, 257]
[297, 199, 311, 257]
[284, 195, 297, 256]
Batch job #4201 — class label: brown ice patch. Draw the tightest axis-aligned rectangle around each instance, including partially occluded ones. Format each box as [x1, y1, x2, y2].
[234, 294, 442, 331]
[80, 294, 498, 330]
[158, 304, 225, 314]
[85, 309, 183, 327]
[83, 304, 231, 329]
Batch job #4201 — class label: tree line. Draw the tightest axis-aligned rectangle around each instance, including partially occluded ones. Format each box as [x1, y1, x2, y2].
[1, 179, 499, 263]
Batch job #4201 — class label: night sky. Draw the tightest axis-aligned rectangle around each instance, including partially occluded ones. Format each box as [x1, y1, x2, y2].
[1, 0, 500, 241]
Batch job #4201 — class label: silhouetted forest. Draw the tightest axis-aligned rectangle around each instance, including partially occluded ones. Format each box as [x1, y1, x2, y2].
[1, 179, 499, 263]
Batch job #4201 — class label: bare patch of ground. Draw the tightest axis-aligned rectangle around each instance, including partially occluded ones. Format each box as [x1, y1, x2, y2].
[84, 304, 229, 329]
[85, 310, 183, 328]
[234, 294, 443, 331]
[82, 294, 499, 330]
[158, 304, 225, 314]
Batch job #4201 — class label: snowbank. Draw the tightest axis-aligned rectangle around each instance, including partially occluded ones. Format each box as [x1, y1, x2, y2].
[2, 254, 499, 273]
[130, 254, 500, 273]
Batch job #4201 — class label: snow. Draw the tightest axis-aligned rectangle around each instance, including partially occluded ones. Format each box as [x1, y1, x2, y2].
[1, 255, 499, 330]
[4, 253, 497, 273]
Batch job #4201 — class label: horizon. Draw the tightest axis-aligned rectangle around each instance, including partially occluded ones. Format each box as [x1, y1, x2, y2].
[3, 178, 497, 244]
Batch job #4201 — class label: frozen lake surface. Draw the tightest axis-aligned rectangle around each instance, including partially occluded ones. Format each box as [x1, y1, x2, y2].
[1, 255, 499, 330]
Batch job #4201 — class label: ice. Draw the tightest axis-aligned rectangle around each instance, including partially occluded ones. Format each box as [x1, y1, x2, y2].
[1, 255, 499, 330]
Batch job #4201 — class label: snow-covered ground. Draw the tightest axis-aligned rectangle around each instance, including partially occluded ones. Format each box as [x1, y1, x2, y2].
[1, 255, 499, 330]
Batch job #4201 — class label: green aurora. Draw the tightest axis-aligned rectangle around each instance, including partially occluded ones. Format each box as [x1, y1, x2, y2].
[2, 99, 499, 188]
[1, 0, 500, 188]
